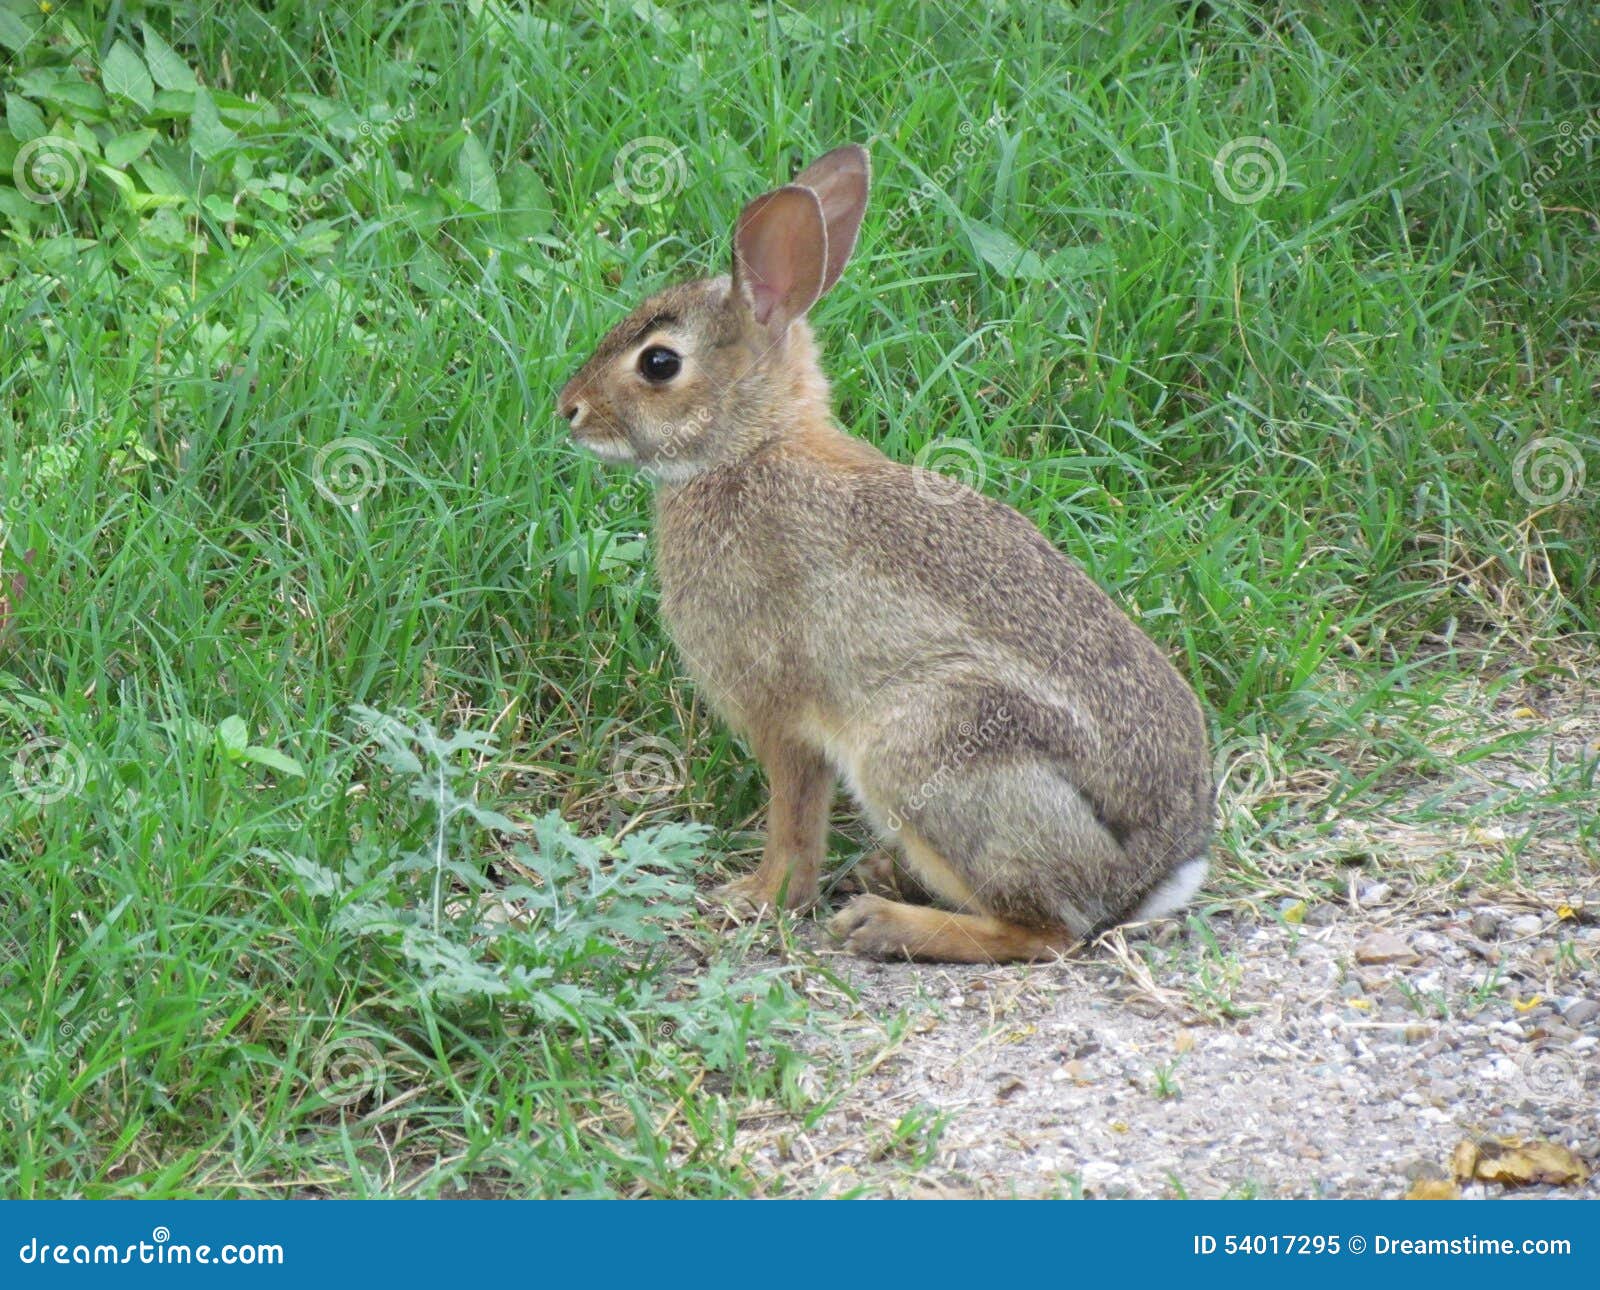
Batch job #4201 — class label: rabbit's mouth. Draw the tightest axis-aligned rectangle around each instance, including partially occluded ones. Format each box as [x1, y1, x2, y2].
[574, 428, 637, 465]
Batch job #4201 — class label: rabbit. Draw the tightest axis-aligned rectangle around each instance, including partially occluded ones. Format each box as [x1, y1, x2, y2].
[557, 143, 1213, 962]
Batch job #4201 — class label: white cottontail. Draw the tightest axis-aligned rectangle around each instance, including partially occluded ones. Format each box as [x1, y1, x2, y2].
[558, 144, 1212, 961]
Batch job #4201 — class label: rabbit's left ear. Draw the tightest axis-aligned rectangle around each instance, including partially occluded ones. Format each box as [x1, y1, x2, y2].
[732, 183, 828, 340]
[793, 144, 870, 296]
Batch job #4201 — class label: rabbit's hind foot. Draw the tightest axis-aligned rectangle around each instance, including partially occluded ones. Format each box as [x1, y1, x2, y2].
[829, 894, 1078, 964]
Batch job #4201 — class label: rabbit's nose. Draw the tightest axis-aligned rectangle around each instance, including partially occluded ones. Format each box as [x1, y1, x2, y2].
[559, 398, 586, 430]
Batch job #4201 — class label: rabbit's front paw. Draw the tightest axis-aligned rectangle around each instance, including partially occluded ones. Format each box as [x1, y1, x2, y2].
[705, 873, 813, 923]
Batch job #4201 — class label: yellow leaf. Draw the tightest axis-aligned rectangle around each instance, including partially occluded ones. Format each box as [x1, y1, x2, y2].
[1111, 1121, 1130, 1134]
[1511, 705, 1538, 719]
[1282, 901, 1308, 925]
[1557, 904, 1577, 921]
[1513, 996, 1543, 1013]
[1406, 1179, 1461, 1200]
[1347, 997, 1373, 1011]
[1468, 1138, 1589, 1188]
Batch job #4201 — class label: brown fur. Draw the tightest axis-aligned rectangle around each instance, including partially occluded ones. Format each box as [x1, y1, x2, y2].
[557, 145, 1213, 962]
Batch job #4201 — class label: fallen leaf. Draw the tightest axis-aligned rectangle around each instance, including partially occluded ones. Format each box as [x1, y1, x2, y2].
[1511, 705, 1539, 719]
[1452, 1138, 1589, 1188]
[1406, 1179, 1461, 1200]
[1282, 901, 1308, 925]
[1557, 904, 1577, 921]
[1175, 1030, 1196, 1054]
[1513, 996, 1543, 1013]
[1347, 997, 1373, 1011]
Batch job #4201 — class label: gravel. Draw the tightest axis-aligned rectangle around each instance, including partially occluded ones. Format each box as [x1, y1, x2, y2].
[721, 658, 1599, 1197]
[740, 890, 1600, 1198]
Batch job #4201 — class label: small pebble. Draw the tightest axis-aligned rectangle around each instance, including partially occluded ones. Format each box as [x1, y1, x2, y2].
[1355, 930, 1418, 965]
[1563, 999, 1599, 1028]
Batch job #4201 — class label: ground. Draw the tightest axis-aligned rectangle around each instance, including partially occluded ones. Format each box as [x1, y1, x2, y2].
[704, 657, 1599, 1198]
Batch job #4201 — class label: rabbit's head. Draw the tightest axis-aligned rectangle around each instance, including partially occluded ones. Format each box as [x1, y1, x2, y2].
[557, 144, 870, 479]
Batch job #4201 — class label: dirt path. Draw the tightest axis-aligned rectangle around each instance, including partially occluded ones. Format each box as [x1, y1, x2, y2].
[729, 666, 1600, 1198]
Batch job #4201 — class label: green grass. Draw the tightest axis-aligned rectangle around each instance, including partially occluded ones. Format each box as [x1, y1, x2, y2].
[1, 0, 1597, 1197]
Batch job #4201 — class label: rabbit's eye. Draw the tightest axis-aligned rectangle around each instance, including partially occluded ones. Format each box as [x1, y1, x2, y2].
[638, 346, 682, 382]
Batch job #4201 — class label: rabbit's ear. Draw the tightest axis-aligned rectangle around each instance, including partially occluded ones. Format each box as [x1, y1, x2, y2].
[793, 144, 870, 296]
[732, 184, 827, 339]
